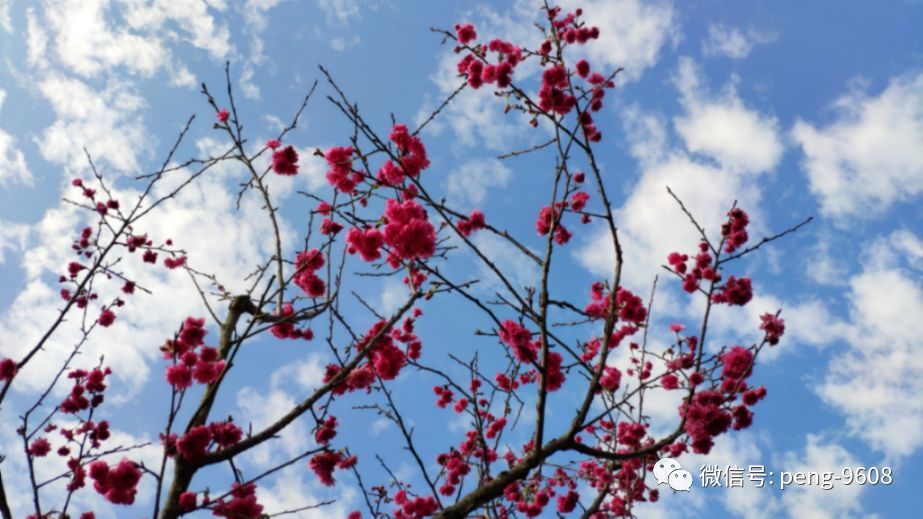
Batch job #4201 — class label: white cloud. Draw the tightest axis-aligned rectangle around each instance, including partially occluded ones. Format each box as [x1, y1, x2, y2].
[379, 277, 409, 316]
[426, 2, 541, 151]
[860, 227, 923, 273]
[120, 0, 231, 59]
[577, 56, 784, 286]
[371, 417, 390, 435]
[43, 0, 169, 77]
[331, 34, 361, 51]
[447, 158, 512, 207]
[0, 0, 10, 32]
[472, 232, 539, 293]
[25, 7, 49, 67]
[678, 433, 868, 519]
[0, 128, 33, 187]
[702, 291, 848, 362]
[239, 0, 284, 99]
[257, 466, 357, 518]
[316, 0, 361, 25]
[298, 145, 328, 192]
[805, 236, 850, 286]
[815, 231, 923, 460]
[890, 229, 923, 270]
[167, 62, 196, 88]
[792, 73, 923, 220]
[0, 90, 34, 187]
[236, 385, 309, 467]
[621, 104, 669, 168]
[310, 0, 383, 51]
[701, 23, 777, 59]
[270, 354, 327, 393]
[242, 0, 281, 30]
[778, 435, 867, 519]
[558, 0, 677, 82]
[430, 0, 675, 153]
[576, 153, 764, 290]
[0, 219, 29, 265]
[237, 354, 327, 468]
[674, 57, 784, 174]
[430, 51, 530, 152]
[36, 75, 150, 175]
[32, 0, 230, 84]
[0, 151, 293, 398]
[0, 417, 164, 518]
[684, 432, 777, 519]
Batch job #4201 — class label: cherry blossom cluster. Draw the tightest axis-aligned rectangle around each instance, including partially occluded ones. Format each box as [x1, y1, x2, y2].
[211, 482, 263, 518]
[325, 146, 364, 194]
[88, 458, 142, 505]
[456, 209, 486, 237]
[534, 175, 591, 246]
[427, 379, 522, 500]
[584, 282, 648, 325]
[162, 317, 226, 390]
[346, 198, 438, 270]
[498, 320, 537, 363]
[599, 365, 622, 393]
[393, 489, 439, 519]
[535, 203, 571, 244]
[62, 420, 110, 457]
[171, 419, 242, 461]
[309, 449, 357, 487]
[675, 341, 771, 454]
[722, 207, 750, 253]
[378, 124, 431, 185]
[60, 367, 111, 414]
[437, 447, 473, 496]
[433, 385, 455, 409]
[309, 123, 442, 281]
[270, 303, 315, 340]
[711, 275, 753, 306]
[668, 206, 756, 307]
[680, 390, 730, 454]
[324, 311, 423, 396]
[501, 470, 587, 518]
[70, 178, 121, 221]
[272, 143, 300, 176]
[566, 420, 660, 511]
[454, 6, 615, 143]
[494, 372, 521, 392]
[54, 178, 187, 335]
[26, 367, 148, 518]
[293, 248, 326, 298]
[541, 7, 614, 142]
[315, 415, 339, 445]
[0, 357, 17, 382]
[176, 482, 265, 518]
[317, 200, 344, 236]
[454, 23, 522, 90]
[760, 313, 785, 345]
[21, 363, 141, 511]
[668, 241, 720, 293]
[497, 320, 565, 391]
[381, 199, 437, 265]
[437, 422, 503, 494]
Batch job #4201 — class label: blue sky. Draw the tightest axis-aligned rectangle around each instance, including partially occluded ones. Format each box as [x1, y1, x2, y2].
[0, 0, 921, 517]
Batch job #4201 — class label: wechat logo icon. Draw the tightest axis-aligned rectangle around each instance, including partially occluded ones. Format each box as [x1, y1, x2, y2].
[654, 457, 693, 492]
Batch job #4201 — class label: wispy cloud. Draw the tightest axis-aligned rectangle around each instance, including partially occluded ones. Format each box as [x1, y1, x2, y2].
[792, 73, 923, 221]
[701, 23, 777, 59]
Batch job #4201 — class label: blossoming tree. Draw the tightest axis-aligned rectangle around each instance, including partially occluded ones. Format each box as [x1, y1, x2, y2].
[0, 3, 808, 518]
